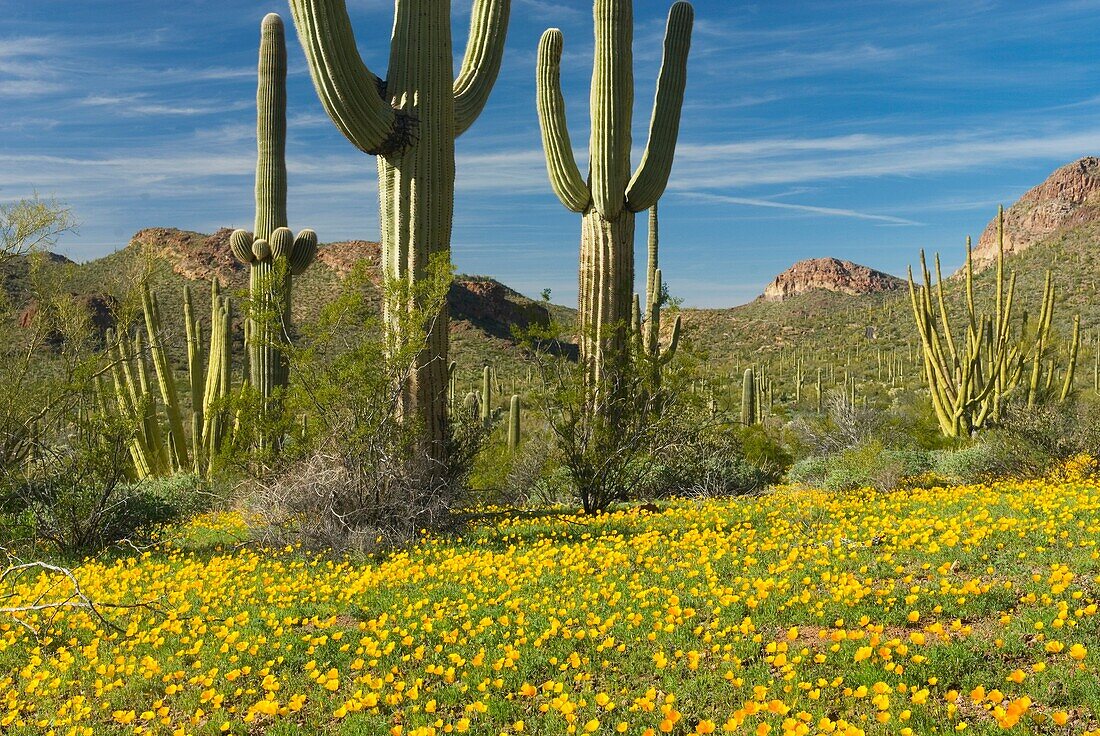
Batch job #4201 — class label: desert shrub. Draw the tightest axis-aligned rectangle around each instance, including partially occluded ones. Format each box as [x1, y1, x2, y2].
[958, 394, 1100, 480]
[790, 389, 950, 460]
[247, 257, 486, 553]
[494, 432, 574, 507]
[788, 456, 829, 487]
[641, 424, 785, 499]
[0, 415, 206, 557]
[932, 444, 1001, 483]
[738, 424, 794, 481]
[809, 441, 932, 492]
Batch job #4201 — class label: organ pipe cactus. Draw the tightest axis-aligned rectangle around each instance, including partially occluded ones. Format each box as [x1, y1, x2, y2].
[908, 207, 1080, 438]
[536, 0, 692, 392]
[105, 282, 235, 478]
[230, 14, 318, 444]
[287, 0, 511, 470]
[141, 284, 189, 468]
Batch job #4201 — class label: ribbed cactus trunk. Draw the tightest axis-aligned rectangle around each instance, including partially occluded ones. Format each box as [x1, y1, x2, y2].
[289, 0, 510, 473]
[536, 0, 692, 406]
[379, 2, 454, 452]
[580, 210, 636, 384]
[231, 14, 318, 450]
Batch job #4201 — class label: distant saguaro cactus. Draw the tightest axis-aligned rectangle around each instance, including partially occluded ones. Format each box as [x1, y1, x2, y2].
[508, 394, 521, 452]
[230, 14, 317, 446]
[288, 0, 511, 472]
[536, 0, 692, 395]
[481, 366, 493, 428]
[740, 368, 756, 426]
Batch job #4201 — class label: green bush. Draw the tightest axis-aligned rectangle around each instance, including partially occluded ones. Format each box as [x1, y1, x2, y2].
[797, 441, 932, 492]
[788, 456, 829, 487]
[932, 445, 1000, 483]
[640, 424, 784, 499]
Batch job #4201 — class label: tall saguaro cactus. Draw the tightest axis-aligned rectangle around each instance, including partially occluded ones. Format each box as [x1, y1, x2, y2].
[288, 0, 511, 469]
[537, 0, 692, 392]
[231, 14, 318, 442]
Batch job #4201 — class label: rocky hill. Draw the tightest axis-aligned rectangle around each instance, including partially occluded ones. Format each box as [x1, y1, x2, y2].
[91, 227, 551, 339]
[2, 228, 557, 389]
[760, 257, 904, 302]
[972, 156, 1100, 268]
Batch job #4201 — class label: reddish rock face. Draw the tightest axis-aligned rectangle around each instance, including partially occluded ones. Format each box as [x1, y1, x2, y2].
[131, 227, 384, 286]
[972, 157, 1100, 269]
[18, 293, 117, 344]
[448, 278, 550, 339]
[130, 227, 245, 286]
[123, 228, 549, 341]
[314, 241, 381, 280]
[761, 257, 903, 302]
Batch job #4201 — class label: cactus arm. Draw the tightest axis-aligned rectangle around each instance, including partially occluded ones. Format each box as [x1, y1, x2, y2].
[287, 0, 402, 155]
[289, 229, 318, 276]
[141, 285, 190, 470]
[453, 0, 511, 137]
[655, 314, 681, 366]
[590, 0, 634, 219]
[1060, 315, 1082, 402]
[625, 2, 693, 212]
[184, 285, 205, 474]
[631, 292, 642, 348]
[535, 29, 590, 213]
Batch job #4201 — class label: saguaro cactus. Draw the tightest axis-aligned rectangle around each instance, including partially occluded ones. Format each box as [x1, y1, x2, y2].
[635, 205, 681, 374]
[231, 14, 318, 444]
[508, 394, 521, 452]
[481, 365, 493, 428]
[537, 0, 692, 391]
[741, 368, 757, 426]
[288, 0, 511, 470]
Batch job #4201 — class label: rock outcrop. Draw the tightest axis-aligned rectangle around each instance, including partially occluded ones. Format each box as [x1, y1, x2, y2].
[761, 258, 903, 302]
[972, 157, 1100, 268]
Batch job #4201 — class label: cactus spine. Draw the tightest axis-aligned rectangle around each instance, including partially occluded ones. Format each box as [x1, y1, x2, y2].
[536, 0, 692, 394]
[740, 368, 756, 426]
[288, 0, 511, 471]
[508, 394, 521, 452]
[231, 14, 318, 446]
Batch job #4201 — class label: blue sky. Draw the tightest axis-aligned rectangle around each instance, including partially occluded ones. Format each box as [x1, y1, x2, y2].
[3, 0, 1100, 307]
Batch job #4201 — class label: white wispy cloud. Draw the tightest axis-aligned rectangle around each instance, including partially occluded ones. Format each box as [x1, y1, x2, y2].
[684, 192, 922, 225]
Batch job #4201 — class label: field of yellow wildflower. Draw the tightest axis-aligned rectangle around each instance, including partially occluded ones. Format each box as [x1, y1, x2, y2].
[2, 479, 1099, 736]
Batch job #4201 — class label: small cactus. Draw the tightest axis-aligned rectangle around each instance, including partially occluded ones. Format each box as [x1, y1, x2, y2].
[740, 368, 756, 426]
[508, 394, 521, 452]
[481, 366, 492, 427]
